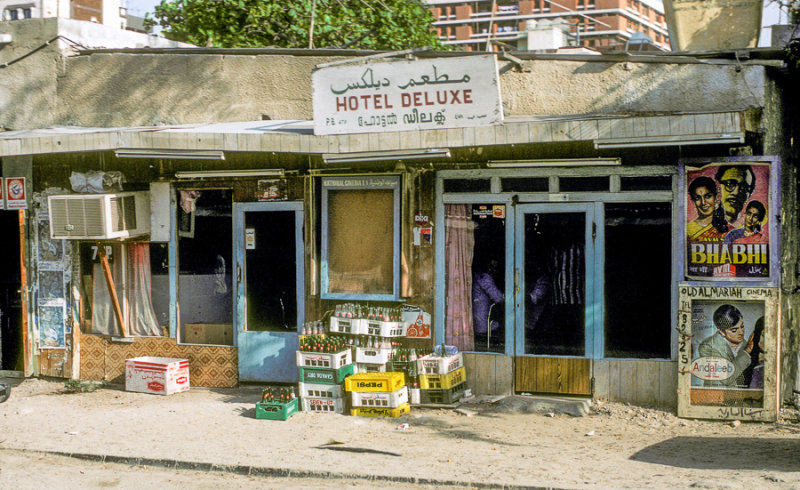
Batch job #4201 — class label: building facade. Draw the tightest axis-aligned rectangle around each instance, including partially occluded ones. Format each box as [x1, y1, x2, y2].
[0, 22, 797, 419]
[424, 0, 670, 51]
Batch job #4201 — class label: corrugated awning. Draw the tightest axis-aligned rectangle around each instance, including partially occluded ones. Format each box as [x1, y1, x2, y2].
[0, 111, 744, 158]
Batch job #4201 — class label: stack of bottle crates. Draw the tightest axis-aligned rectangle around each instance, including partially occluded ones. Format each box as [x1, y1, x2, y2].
[296, 334, 354, 414]
[416, 347, 467, 405]
[344, 372, 410, 418]
[256, 385, 299, 420]
[329, 303, 406, 374]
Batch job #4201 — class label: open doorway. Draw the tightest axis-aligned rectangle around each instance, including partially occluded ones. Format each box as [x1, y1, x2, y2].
[0, 211, 22, 371]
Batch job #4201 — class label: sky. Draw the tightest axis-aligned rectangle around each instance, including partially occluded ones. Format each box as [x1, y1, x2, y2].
[123, 0, 791, 47]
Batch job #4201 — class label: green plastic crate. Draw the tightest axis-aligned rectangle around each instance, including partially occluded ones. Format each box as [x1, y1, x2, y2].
[255, 397, 299, 420]
[419, 381, 467, 405]
[298, 363, 355, 385]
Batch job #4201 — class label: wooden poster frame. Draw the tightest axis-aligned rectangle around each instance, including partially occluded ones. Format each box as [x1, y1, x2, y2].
[677, 284, 779, 421]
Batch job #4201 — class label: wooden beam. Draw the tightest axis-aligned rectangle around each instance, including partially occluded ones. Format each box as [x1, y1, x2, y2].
[97, 243, 127, 337]
[18, 210, 30, 376]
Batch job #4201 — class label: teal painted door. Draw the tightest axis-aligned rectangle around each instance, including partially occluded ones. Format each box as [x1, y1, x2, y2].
[234, 202, 304, 383]
[513, 203, 597, 394]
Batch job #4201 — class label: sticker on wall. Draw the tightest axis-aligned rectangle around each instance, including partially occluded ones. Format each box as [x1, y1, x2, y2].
[414, 212, 430, 225]
[258, 179, 288, 201]
[684, 158, 776, 280]
[38, 302, 66, 349]
[245, 228, 256, 250]
[402, 305, 431, 338]
[492, 205, 505, 219]
[6, 177, 26, 210]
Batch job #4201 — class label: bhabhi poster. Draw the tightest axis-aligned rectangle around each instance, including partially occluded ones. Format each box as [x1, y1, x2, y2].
[685, 161, 771, 279]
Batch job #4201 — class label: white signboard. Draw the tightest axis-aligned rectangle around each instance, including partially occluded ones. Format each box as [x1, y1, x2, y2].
[313, 55, 502, 135]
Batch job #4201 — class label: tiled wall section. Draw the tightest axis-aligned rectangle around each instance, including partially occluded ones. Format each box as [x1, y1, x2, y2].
[80, 335, 238, 387]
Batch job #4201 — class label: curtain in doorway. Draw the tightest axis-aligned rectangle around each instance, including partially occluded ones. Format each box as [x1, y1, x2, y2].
[445, 204, 475, 351]
[127, 243, 162, 336]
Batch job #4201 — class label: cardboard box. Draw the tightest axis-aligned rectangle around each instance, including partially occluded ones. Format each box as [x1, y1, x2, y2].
[185, 323, 233, 346]
[125, 357, 189, 395]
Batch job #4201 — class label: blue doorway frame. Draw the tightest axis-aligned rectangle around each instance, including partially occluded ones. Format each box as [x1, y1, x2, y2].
[233, 201, 305, 383]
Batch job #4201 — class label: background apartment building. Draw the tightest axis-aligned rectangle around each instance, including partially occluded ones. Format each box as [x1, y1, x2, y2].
[425, 0, 670, 51]
[1, 0, 140, 31]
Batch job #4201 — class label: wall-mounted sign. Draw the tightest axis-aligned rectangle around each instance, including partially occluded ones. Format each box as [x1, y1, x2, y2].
[6, 177, 26, 210]
[677, 284, 779, 422]
[684, 158, 777, 281]
[313, 55, 502, 135]
[257, 179, 287, 201]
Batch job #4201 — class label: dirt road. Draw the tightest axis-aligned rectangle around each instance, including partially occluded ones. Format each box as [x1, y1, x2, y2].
[1, 377, 799, 488]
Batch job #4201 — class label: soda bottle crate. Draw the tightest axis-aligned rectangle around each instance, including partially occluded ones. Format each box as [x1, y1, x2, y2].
[355, 346, 393, 364]
[387, 360, 417, 378]
[351, 385, 408, 409]
[301, 396, 346, 414]
[344, 372, 405, 393]
[363, 319, 406, 337]
[417, 352, 463, 376]
[350, 403, 410, 418]
[329, 317, 365, 335]
[419, 381, 467, 405]
[298, 363, 355, 385]
[296, 349, 352, 369]
[298, 382, 343, 399]
[355, 362, 387, 374]
[419, 366, 466, 390]
[255, 397, 299, 421]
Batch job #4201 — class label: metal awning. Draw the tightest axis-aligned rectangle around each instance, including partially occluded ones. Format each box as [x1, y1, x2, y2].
[0, 111, 744, 158]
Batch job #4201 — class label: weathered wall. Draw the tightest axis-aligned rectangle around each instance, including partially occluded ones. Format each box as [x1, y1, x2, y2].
[0, 17, 188, 130]
[0, 19, 769, 130]
[55, 54, 767, 129]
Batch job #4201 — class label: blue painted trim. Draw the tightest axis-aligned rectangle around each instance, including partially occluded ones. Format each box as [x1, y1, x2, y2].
[433, 177, 446, 347]
[590, 202, 603, 360]
[168, 187, 178, 340]
[320, 176, 401, 301]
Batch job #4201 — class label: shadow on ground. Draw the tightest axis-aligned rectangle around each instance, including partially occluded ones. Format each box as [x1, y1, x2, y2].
[630, 437, 800, 472]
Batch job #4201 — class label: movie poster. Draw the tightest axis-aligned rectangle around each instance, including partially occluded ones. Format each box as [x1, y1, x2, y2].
[677, 285, 778, 421]
[685, 160, 772, 280]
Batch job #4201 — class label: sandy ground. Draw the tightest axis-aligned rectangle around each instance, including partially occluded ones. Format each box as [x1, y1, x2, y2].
[1, 377, 800, 489]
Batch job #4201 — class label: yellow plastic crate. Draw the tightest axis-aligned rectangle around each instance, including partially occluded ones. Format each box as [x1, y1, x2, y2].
[350, 403, 410, 418]
[344, 372, 405, 393]
[419, 366, 466, 390]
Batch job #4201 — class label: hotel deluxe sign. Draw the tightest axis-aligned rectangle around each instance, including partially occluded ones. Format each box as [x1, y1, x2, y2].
[312, 55, 503, 135]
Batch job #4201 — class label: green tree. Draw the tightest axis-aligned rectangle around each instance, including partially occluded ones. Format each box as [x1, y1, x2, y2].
[146, 0, 447, 50]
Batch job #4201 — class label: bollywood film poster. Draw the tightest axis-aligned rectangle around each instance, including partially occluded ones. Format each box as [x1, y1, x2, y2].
[684, 159, 775, 280]
[677, 284, 778, 421]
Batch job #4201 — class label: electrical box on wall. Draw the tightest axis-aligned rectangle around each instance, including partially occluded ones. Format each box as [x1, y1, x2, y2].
[48, 191, 150, 240]
[149, 182, 171, 242]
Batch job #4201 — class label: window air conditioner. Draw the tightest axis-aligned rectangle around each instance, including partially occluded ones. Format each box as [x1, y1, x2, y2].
[48, 191, 151, 240]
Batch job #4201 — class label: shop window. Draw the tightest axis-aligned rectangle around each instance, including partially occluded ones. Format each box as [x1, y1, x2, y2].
[444, 203, 507, 354]
[559, 176, 609, 192]
[443, 178, 491, 193]
[620, 175, 672, 191]
[177, 189, 233, 344]
[501, 177, 548, 193]
[604, 203, 671, 358]
[80, 242, 168, 337]
[321, 176, 400, 300]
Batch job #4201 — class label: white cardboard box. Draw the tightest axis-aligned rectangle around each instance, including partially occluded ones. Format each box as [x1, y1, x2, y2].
[125, 357, 190, 395]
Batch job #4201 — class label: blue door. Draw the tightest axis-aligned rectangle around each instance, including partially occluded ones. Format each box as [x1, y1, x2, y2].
[233, 202, 304, 383]
[513, 203, 597, 394]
